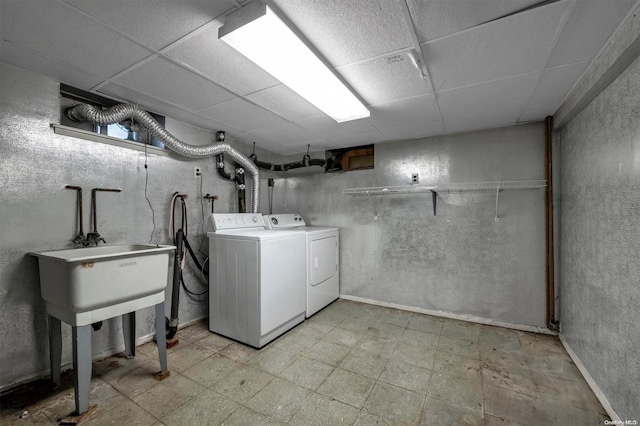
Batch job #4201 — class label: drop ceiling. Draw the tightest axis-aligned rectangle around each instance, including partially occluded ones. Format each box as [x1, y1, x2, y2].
[0, 0, 636, 155]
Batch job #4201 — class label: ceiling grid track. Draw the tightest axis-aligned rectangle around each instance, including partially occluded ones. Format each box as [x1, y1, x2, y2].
[515, 0, 576, 122]
[57, 0, 318, 135]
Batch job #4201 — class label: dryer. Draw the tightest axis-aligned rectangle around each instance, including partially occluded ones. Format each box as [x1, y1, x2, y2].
[263, 214, 339, 317]
[208, 213, 306, 348]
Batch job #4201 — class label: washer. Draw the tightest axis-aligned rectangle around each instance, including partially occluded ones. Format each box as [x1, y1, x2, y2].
[208, 213, 306, 348]
[263, 214, 339, 317]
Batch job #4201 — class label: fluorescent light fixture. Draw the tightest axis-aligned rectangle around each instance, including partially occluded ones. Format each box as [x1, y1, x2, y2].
[219, 2, 370, 123]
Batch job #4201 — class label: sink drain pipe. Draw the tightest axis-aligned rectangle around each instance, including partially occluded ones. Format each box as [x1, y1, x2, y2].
[167, 229, 184, 340]
[66, 103, 260, 213]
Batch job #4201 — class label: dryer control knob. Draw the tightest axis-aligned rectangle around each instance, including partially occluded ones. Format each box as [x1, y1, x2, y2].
[252, 216, 258, 223]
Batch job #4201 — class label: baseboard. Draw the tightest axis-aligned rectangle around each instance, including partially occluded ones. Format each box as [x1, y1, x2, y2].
[559, 335, 621, 422]
[338, 295, 556, 335]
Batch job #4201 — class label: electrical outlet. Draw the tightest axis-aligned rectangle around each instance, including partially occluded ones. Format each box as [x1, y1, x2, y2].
[412, 173, 419, 184]
[194, 167, 202, 178]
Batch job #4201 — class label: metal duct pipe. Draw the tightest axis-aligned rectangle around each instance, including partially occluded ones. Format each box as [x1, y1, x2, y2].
[66, 103, 260, 213]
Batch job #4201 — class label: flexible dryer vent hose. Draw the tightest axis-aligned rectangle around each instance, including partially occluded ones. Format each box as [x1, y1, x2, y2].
[66, 103, 260, 213]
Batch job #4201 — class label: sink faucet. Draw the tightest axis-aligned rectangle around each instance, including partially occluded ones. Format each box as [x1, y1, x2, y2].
[88, 188, 122, 246]
[65, 185, 87, 246]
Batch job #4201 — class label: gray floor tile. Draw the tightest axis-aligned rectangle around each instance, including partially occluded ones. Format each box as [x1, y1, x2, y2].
[289, 393, 361, 426]
[353, 410, 393, 425]
[484, 383, 548, 426]
[182, 353, 238, 388]
[441, 319, 480, 342]
[160, 388, 239, 426]
[219, 406, 284, 425]
[303, 339, 351, 366]
[248, 346, 298, 375]
[323, 327, 362, 348]
[245, 377, 313, 423]
[377, 308, 413, 328]
[105, 359, 163, 399]
[279, 357, 334, 390]
[437, 336, 480, 359]
[294, 320, 335, 339]
[482, 361, 538, 397]
[420, 396, 484, 426]
[317, 368, 376, 408]
[339, 351, 389, 379]
[478, 325, 522, 351]
[194, 332, 233, 353]
[165, 341, 214, 373]
[363, 382, 425, 424]
[432, 351, 481, 380]
[527, 353, 584, 382]
[400, 328, 439, 348]
[543, 399, 609, 425]
[392, 342, 437, 370]
[428, 371, 483, 412]
[533, 371, 605, 412]
[273, 330, 318, 355]
[176, 320, 211, 343]
[354, 332, 397, 357]
[407, 315, 444, 335]
[217, 341, 260, 363]
[378, 359, 432, 395]
[132, 374, 206, 420]
[209, 364, 274, 403]
[84, 399, 157, 426]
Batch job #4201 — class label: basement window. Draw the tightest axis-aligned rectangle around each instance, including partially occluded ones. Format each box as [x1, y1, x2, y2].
[325, 144, 374, 172]
[54, 84, 167, 155]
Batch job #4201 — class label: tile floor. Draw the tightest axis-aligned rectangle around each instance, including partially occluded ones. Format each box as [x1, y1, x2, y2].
[0, 300, 609, 425]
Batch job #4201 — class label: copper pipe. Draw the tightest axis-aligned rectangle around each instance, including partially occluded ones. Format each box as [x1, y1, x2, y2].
[544, 116, 558, 329]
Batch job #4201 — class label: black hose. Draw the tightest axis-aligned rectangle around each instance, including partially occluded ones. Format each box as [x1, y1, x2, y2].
[183, 234, 207, 278]
[251, 154, 326, 171]
[167, 229, 184, 340]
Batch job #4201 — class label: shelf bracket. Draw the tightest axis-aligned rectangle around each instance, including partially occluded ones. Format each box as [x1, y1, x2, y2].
[495, 186, 501, 222]
[431, 190, 437, 216]
[366, 190, 378, 219]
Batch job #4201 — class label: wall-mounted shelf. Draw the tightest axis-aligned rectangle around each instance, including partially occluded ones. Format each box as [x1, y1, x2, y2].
[343, 180, 547, 221]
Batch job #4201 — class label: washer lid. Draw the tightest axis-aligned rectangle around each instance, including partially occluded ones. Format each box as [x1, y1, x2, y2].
[208, 228, 305, 241]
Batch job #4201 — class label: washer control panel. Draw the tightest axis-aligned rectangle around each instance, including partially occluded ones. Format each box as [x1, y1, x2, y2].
[263, 214, 306, 229]
[211, 213, 265, 231]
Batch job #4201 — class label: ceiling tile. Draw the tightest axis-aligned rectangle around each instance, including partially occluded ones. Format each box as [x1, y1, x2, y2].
[113, 57, 235, 110]
[271, 0, 412, 67]
[422, 1, 568, 92]
[438, 73, 539, 134]
[0, 41, 103, 90]
[245, 85, 324, 121]
[407, 0, 540, 42]
[547, 0, 636, 67]
[378, 120, 445, 141]
[167, 25, 280, 96]
[526, 60, 590, 109]
[519, 103, 553, 123]
[326, 129, 386, 149]
[297, 115, 375, 138]
[369, 95, 440, 129]
[337, 50, 430, 105]
[0, 1, 151, 79]
[246, 123, 318, 146]
[63, 0, 236, 50]
[98, 82, 238, 133]
[197, 98, 288, 132]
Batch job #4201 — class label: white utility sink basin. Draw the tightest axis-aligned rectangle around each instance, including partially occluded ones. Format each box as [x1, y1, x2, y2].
[30, 244, 175, 326]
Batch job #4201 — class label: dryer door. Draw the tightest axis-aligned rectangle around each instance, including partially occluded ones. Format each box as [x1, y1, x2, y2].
[310, 236, 338, 286]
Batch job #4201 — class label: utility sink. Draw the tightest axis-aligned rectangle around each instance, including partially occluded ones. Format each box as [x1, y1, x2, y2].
[30, 244, 175, 326]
